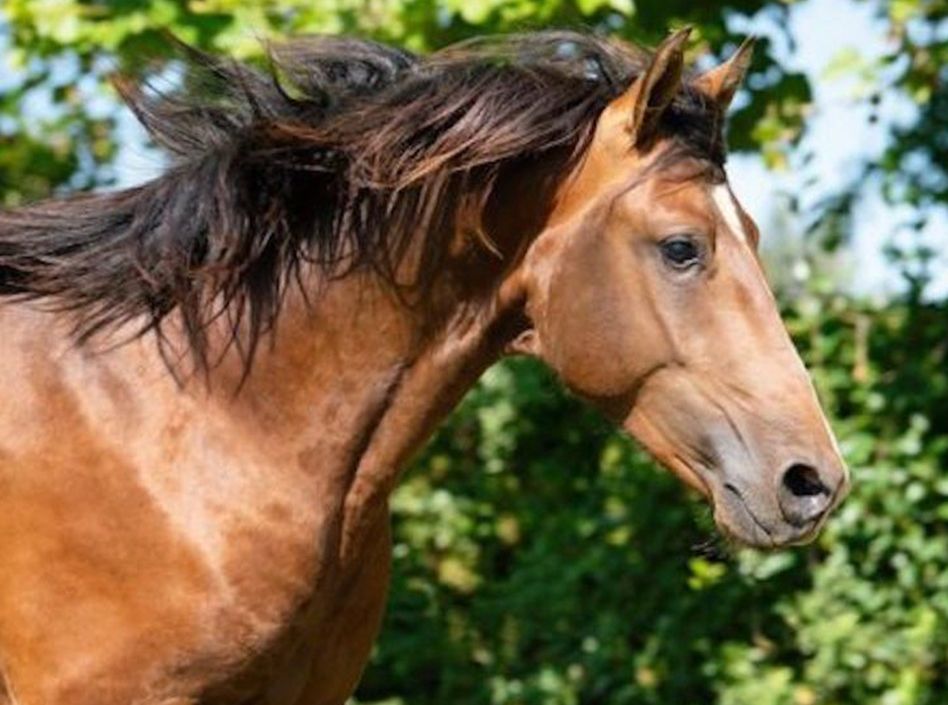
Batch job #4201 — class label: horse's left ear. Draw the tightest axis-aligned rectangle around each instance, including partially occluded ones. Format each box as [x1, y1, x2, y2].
[606, 28, 690, 148]
[694, 37, 755, 110]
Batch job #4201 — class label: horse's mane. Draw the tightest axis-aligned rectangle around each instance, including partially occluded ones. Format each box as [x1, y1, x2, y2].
[0, 31, 724, 374]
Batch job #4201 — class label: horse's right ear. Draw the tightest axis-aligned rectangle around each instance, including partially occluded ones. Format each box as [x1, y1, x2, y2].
[693, 36, 755, 110]
[607, 28, 690, 148]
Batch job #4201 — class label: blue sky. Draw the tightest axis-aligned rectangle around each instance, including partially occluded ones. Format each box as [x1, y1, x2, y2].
[729, 0, 948, 299]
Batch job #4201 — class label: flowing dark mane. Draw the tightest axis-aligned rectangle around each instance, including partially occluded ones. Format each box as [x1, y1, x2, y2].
[0, 31, 725, 374]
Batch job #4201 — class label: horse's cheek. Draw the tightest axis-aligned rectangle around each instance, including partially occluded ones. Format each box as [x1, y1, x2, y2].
[540, 283, 650, 399]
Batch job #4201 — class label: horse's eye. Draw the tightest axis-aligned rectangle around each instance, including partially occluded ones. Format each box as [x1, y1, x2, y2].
[659, 237, 701, 269]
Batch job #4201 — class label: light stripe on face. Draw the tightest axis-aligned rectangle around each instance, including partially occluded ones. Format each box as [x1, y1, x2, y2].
[710, 183, 749, 245]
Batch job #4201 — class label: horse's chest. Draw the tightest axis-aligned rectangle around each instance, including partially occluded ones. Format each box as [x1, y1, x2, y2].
[199, 508, 388, 705]
[179, 514, 330, 701]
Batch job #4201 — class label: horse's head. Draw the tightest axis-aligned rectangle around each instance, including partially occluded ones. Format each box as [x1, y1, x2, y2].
[508, 30, 848, 548]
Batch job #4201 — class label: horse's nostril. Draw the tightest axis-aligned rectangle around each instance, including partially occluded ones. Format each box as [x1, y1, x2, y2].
[778, 463, 833, 527]
[782, 463, 829, 498]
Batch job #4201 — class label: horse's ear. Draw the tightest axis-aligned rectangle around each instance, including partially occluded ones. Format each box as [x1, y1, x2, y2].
[694, 37, 755, 111]
[610, 28, 690, 147]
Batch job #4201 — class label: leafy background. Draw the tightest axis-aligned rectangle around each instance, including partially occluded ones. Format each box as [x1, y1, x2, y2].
[1, 1, 947, 704]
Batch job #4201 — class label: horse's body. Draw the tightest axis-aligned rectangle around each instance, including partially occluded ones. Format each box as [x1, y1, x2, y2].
[0, 278, 428, 704]
[0, 30, 848, 704]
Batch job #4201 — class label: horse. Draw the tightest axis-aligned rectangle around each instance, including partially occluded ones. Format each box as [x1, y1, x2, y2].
[0, 27, 848, 705]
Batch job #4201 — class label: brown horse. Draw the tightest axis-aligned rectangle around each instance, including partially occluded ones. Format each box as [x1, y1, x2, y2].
[0, 28, 847, 705]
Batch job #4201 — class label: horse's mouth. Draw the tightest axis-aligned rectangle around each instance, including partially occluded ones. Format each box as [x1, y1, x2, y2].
[712, 481, 824, 550]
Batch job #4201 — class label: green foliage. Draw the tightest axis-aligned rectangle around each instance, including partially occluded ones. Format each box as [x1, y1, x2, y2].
[872, 0, 948, 209]
[802, 0, 948, 263]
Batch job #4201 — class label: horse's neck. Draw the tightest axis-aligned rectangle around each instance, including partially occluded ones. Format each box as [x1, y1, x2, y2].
[199, 273, 506, 557]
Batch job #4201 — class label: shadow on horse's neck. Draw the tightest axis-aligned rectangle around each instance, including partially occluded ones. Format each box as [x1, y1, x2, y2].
[199, 155, 557, 558]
